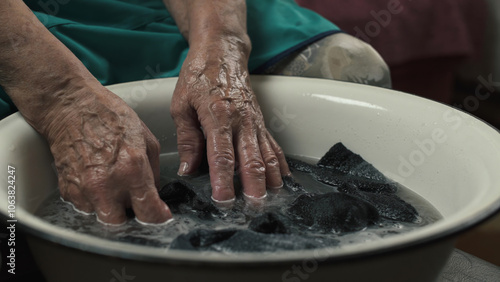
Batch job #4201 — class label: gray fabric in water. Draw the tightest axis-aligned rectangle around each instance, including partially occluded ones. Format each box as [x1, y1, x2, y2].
[170, 214, 340, 252]
[168, 142, 419, 252]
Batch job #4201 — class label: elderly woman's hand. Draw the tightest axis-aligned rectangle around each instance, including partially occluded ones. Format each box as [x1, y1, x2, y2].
[0, 0, 172, 225]
[170, 38, 291, 202]
[44, 85, 173, 225]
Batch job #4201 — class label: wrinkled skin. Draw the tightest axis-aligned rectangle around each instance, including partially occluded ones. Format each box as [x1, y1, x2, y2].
[0, 0, 290, 225]
[45, 86, 172, 224]
[1, 1, 171, 225]
[171, 42, 290, 201]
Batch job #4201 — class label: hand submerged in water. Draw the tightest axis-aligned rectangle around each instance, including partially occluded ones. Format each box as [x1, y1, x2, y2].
[0, 0, 170, 225]
[2, 0, 290, 225]
[171, 39, 291, 202]
[44, 85, 172, 225]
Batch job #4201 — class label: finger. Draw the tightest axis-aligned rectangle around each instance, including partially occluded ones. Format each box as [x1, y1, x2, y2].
[62, 183, 94, 214]
[115, 148, 172, 224]
[258, 132, 283, 189]
[85, 161, 128, 225]
[171, 106, 205, 176]
[236, 121, 267, 199]
[205, 125, 236, 202]
[88, 179, 128, 225]
[266, 131, 291, 176]
[243, 193, 266, 213]
[130, 188, 172, 224]
[57, 172, 70, 201]
[94, 200, 128, 225]
[58, 170, 94, 214]
[143, 124, 161, 189]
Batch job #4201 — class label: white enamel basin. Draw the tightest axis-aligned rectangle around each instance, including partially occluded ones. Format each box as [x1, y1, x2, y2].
[1, 76, 499, 282]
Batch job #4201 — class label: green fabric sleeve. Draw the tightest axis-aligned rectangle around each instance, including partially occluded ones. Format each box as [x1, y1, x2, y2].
[0, 0, 340, 119]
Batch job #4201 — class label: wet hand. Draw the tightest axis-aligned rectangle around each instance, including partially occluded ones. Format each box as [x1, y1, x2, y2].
[170, 45, 291, 202]
[44, 86, 172, 225]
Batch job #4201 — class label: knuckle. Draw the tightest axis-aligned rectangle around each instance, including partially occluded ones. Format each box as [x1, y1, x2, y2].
[177, 141, 203, 157]
[170, 103, 192, 121]
[263, 155, 279, 168]
[211, 152, 235, 169]
[209, 99, 230, 112]
[242, 159, 266, 176]
[240, 114, 255, 127]
[170, 106, 184, 119]
[213, 125, 232, 137]
[177, 128, 204, 143]
[273, 145, 285, 159]
[208, 100, 234, 118]
[113, 149, 150, 178]
[122, 150, 146, 166]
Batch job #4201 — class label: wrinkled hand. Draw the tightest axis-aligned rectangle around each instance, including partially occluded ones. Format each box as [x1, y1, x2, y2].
[171, 47, 291, 202]
[44, 86, 172, 225]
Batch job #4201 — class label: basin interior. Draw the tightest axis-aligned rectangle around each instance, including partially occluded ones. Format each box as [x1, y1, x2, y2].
[1, 76, 500, 261]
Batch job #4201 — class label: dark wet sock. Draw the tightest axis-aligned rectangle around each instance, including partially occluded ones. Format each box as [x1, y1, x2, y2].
[159, 180, 220, 220]
[287, 156, 397, 194]
[248, 212, 292, 234]
[317, 143, 388, 182]
[339, 183, 419, 223]
[287, 192, 380, 233]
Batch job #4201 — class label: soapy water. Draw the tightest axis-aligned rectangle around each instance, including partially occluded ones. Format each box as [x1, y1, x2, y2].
[35, 153, 442, 250]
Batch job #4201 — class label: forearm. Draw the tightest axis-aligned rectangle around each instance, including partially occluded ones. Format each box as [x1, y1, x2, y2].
[165, 1, 290, 200]
[0, 0, 100, 132]
[162, 0, 251, 58]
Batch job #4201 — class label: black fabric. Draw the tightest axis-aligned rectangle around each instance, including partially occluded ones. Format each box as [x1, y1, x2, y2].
[167, 142, 420, 252]
[317, 143, 388, 182]
[287, 157, 397, 194]
[170, 229, 239, 251]
[170, 212, 339, 252]
[287, 192, 380, 233]
[170, 228, 339, 252]
[339, 183, 419, 223]
[248, 212, 292, 234]
[158, 180, 220, 220]
[117, 235, 164, 247]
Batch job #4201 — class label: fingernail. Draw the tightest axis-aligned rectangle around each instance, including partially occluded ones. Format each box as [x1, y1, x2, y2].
[177, 162, 189, 176]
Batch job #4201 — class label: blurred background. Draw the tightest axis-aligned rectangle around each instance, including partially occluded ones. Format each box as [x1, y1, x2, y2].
[296, 0, 500, 266]
[1, 3, 498, 282]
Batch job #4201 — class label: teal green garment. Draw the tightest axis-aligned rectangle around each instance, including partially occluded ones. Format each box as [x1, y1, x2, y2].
[0, 0, 340, 119]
